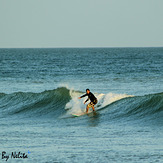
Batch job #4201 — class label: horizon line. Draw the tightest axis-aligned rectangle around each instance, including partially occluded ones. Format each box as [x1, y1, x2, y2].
[0, 46, 163, 49]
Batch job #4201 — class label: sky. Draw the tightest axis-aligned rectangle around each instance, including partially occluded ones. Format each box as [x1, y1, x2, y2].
[0, 0, 163, 48]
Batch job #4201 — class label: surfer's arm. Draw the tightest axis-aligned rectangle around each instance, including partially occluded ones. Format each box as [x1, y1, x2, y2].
[84, 98, 89, 104]
[79, 94, 87, 99]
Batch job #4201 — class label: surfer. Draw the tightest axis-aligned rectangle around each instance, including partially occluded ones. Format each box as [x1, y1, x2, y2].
[78, 89, 98, 113]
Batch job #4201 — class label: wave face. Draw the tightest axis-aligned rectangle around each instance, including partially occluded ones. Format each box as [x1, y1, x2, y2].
[0, 87, 71, 118]
[0, 87, 163, 125]
[101, 92, 163, 125]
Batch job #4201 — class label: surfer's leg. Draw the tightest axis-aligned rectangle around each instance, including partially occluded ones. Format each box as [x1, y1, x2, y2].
[92, 99, 97, 112]
[92, 105, 95, 112]
[87, 102, 94, 113]
[86, 103, 91, 113]
[86, 106, 89, 113]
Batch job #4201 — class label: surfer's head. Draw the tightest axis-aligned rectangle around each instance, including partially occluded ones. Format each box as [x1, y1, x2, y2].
[86, 89, 90, 94]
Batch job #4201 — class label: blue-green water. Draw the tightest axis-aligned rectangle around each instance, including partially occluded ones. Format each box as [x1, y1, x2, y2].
[0, 48, 163, 162]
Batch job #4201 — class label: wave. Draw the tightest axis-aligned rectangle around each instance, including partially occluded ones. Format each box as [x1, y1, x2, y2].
[0, 87, 71, 118]
[102, 92, 163, 125]
[0, 87, 163, 124]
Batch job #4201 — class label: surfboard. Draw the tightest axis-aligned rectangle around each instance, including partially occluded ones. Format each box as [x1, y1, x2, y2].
[71, 112, 86, 117]
[71, 111, 97, 117]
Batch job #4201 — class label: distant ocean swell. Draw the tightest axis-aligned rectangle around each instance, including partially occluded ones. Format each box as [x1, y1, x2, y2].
[0, 87, 162, 124]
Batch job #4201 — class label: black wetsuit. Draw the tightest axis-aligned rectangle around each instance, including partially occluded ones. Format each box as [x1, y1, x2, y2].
[80, 92, 97, 104]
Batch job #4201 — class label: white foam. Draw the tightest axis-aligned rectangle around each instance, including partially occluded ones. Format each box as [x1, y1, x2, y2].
[99, 93, 133, 107]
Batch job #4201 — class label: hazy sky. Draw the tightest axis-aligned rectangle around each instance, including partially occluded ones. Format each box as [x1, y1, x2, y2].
[0, 0, 163, 48]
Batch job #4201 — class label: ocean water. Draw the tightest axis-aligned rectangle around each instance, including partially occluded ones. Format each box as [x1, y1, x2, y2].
[0, 48, 163, 163]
